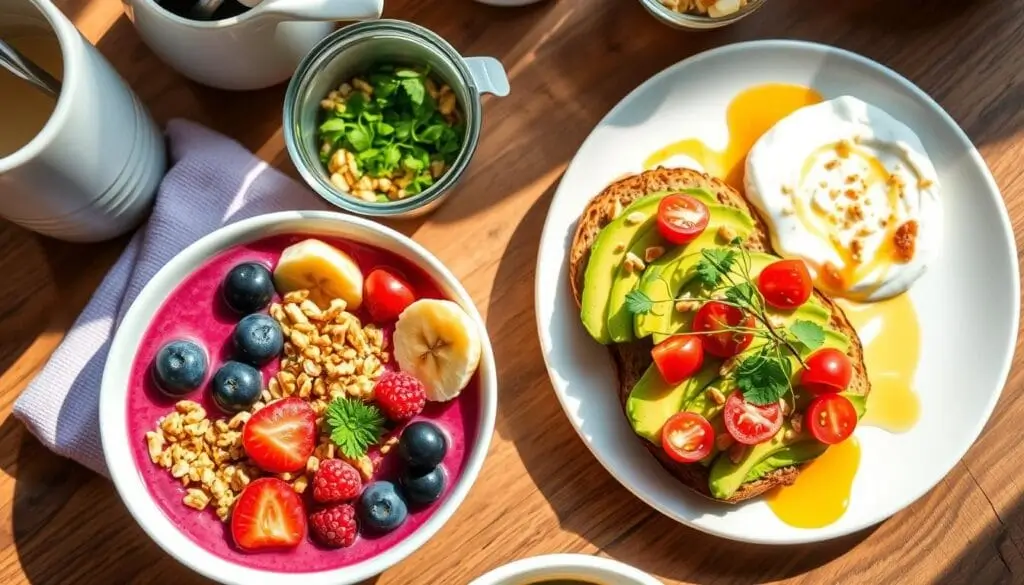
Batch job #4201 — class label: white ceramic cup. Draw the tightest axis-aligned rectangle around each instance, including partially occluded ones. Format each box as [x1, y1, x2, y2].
[470, 554, 665, 585]
[0, 0, 165, 242]
[122, 0, 384, 90]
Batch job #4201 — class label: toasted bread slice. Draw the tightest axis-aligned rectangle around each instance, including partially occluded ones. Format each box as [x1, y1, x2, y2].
[568, 168, 869, 503]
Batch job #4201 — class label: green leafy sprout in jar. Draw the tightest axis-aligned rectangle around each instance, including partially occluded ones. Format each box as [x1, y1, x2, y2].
[318, 64, 465, 203]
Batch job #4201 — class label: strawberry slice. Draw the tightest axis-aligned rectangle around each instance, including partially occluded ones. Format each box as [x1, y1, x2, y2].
[242, 397, 316, 473]
[231, 478, 306, 551]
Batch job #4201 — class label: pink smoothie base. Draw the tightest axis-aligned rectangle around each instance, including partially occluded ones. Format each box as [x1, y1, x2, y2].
[126, 234, 482, 573]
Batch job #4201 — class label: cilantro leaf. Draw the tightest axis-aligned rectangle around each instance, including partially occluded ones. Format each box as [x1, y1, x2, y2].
[401, 77, 426, 106]
[696, 248, 736, 287]
[324, 397, 385, 459]
[789, 320, 825, 351]
[725, 282, 756, 308]
[346, 127, 371, 152]
[735, 354, 790, 405]
[624, 290, 656, 315]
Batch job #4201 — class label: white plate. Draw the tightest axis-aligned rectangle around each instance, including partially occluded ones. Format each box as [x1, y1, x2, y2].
[534, 40, 1020, 544]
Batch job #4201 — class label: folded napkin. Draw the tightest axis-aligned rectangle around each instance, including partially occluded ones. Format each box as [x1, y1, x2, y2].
[13, 119, 332, 476]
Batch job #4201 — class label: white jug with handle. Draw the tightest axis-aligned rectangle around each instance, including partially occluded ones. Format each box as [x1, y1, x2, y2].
[122, 0, 384, 90]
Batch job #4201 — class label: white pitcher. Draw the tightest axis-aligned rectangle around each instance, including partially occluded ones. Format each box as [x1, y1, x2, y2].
[123, 0, 384, 90]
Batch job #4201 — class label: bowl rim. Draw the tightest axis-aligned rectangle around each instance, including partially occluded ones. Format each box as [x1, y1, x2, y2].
[283, 20, 482, 218]
[637, 0, 767, 29]
[468, 553, 664, 585]
[533, 39, 1020, 544]
[99, 210, 498, 585]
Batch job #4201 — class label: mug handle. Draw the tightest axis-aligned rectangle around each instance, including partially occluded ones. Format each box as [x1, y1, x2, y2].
[253, 0, 383, 22]
[465, 57, 510, 98]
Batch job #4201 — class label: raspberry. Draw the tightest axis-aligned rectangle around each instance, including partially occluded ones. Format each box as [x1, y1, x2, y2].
[309, 504, 358, 548]
[313, 459, 362, 504]
[374, 371, 427, 422]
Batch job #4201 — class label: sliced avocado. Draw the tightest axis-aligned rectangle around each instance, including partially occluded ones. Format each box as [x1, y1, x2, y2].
[709, 424, 809, 499]
[580, 194, 662, 344]
[633, 207, 755, 340]
[626, 358, 720, 444]
[606, 189, 723, 342]
[583, 189, 721, 344]
[744, 441, 828, 482]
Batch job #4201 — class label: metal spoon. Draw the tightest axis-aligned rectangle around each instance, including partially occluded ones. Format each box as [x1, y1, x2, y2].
[0, 38, 61, 99]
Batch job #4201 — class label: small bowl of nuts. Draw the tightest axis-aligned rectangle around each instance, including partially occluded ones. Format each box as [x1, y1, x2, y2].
[284, 20, 510, 218]
[100, 210, 497, 584]
[639, 0, 767, 29]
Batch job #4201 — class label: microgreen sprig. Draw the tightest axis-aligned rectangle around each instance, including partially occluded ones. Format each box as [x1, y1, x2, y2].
[626, 238, 825, 406]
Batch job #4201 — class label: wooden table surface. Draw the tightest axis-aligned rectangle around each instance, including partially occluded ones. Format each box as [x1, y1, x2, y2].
[3, 0, 1023, 583]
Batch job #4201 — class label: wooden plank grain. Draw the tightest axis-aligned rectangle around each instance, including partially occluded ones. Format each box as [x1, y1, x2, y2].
[0, 0, 1022, 583]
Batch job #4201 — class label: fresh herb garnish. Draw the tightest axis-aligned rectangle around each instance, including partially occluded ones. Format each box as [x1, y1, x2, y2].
[625, 239, 826, 406]
[324, 396, 385, 459]
[317, 64, 465, 201]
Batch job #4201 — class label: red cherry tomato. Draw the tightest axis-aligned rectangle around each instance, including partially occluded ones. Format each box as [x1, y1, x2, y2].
[723, 391, 783, 445]
[757, 259, 813, 310]
[661, 412, 715, 463]
[692, 301, 755, 358]
[657, 195, 710, 245]
[800, 348, 853, 394]
[651, 335, 705, 385]
[364, 269, 416, 322]
[806, 394, 858, 444]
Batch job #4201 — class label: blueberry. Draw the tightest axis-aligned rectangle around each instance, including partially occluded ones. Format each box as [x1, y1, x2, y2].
[152, 340, 208, 396]
[222, 262, 274, 315]
[357, 481, 407, 534]
[232, 313, 284, 366]
[211, 361, 262, 413]
[400, 466, 446, 506]
[397, 422, 447, 470]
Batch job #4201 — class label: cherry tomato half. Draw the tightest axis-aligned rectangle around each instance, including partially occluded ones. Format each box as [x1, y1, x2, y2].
[661, 412, 715, 463]
[657, 194, 710, 245]
[364, 268, 416, 322]
[651, 335, 705, 385]
[757, 259, 813, 310]
[805, 394, 858, 444]
[800, 348, 853, 394]
[723, 391, 783, 445]
[692, 301, 755, 358]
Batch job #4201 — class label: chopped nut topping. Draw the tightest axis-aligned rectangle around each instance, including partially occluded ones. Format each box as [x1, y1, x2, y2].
[824, 159, 840, 171]
[706, 387, 726, 405]
[918, 178, 935, 189]
[892, 220, 918, 263]
[611, 199, 624, 219]
[623, 252, 646, 274]
[835, 139, 853, 159]
[717, 225, 738, 243]
[850, 238, 864, 263]
[845, 175, 858, 185]
[644, 246, 666, 263]
[612, 243, 626, 254]
[624, 211, 645, 226]
[675, 299, 701, 313]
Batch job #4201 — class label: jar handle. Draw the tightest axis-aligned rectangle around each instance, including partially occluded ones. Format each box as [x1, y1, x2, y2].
[464, 57, 510, 97]
[251, 0, 382, 23]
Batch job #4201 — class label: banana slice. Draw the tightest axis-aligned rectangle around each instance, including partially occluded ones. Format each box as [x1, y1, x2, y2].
[393, 299, 482, 402]
[273, 239, 363, 309]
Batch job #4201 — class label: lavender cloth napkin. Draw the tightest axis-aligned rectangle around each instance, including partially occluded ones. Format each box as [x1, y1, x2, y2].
[13, 119, 332, 476]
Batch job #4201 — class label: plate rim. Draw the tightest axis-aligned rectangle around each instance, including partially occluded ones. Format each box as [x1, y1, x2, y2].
[534, 39, 1021, 545]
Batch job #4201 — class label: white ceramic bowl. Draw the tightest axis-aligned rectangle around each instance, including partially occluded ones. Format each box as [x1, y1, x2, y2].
[100, 210, 498, 584]
[535, 40, 1019, 544]
[469, 554, 664, 585]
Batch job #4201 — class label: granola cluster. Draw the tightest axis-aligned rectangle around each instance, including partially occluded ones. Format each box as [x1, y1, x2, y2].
[145, 289, 393, 522]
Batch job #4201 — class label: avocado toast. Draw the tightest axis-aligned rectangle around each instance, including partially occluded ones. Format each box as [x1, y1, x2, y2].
[568, 167, 870, 503]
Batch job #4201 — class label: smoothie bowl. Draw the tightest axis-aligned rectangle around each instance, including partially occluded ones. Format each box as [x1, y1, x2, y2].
[99, 211, 497, 585]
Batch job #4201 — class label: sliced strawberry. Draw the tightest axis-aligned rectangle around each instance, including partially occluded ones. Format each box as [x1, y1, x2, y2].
[242, 397, 316, 473]
[230, 478, 306, 551]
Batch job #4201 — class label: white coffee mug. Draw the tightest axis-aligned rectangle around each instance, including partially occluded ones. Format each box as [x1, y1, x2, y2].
[0, 0, 165, 242]
[122, 0, 384, 91]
